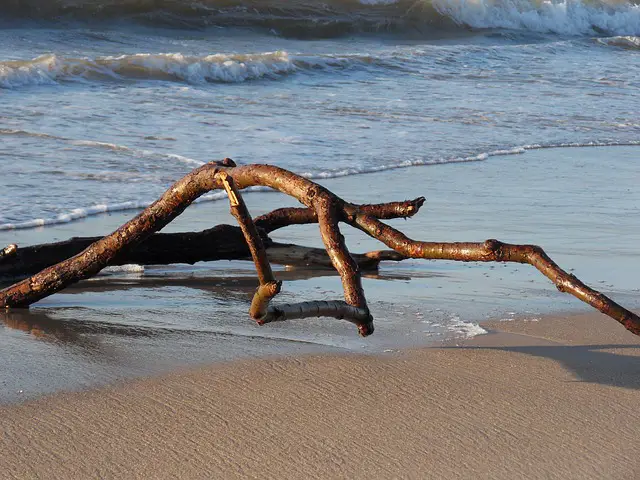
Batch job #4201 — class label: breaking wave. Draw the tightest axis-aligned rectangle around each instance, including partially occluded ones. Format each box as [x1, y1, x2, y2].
[0, 52, 297, 89]
[3, 0, 639, 37]
[2, 140, 639, 231]
[432, 0, 640, 36]
[0, 51, 408, 89]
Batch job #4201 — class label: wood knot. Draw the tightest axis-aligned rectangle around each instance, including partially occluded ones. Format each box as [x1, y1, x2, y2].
[484, 239, 502, 253]
[306, 186, 318, 199]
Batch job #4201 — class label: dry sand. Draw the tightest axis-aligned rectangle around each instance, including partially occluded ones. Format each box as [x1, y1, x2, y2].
[1, 310, 640, 479]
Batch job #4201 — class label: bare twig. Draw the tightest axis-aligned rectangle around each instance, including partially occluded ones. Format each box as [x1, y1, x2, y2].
[217, 170, 282, 321]
[254, 197, 425, 233]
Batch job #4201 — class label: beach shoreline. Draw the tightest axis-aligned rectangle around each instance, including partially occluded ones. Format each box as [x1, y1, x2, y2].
[3, 10, 640, 477]
[2, 147, 640, 405]
[1, 309, 639, 479]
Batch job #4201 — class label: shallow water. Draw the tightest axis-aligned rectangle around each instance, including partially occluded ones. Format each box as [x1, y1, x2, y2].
[1, 1, 639, 401]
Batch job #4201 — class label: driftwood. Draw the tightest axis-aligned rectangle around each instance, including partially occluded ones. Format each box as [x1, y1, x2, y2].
[0, 228, 402, 280]
[1, 158, 639, 337]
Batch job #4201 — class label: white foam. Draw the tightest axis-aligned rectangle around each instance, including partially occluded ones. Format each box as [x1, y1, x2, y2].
[447, 315, 488, 338]
[2, 140, 639, 232]
[0, 201, 151, 231]
[100, 264, 145, 275]
[432, 0, 640, 36]
[0, 51, 299, 89]
[70, 140, 133, 151]
[597, 35, 640, 49]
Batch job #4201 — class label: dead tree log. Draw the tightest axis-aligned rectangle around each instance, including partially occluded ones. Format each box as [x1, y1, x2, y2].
[0, 237, 400, 281]
[0, 201, 416, 280]
[1, 160, 638, 337]
[0, 226, 260, 279]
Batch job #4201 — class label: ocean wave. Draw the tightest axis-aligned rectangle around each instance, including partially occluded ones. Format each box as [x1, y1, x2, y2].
[432, 0, 640, 36]
[3, 0, 639, 37]
[0, 50, 416, 89]
[0, 52, 301, 89]
[2, 140, 639, 232]
[1, 0, 447, 37]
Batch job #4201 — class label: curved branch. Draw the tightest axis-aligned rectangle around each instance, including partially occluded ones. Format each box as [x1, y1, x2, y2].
[352, 213, 640, 336]
[254, 197, 425, 233]
[0, 162, 327, 308]
[316, 196, 373, 336]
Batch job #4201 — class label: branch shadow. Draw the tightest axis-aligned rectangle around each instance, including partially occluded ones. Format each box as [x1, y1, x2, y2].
[454, 343, 640, 390]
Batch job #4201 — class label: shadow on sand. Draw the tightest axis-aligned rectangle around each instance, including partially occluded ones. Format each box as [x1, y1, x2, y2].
[455, 342, 640, 390]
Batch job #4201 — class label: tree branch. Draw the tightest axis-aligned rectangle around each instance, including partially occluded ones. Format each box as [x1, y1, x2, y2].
[254, 197, 425, 233]
[217, 170, 282, 321]
[351, 213, 640, 336]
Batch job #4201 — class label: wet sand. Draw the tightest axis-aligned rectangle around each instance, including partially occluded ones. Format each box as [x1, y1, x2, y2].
[1, 310, 639, 479]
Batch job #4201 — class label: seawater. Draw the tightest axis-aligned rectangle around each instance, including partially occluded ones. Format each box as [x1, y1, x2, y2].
[0, 0, 639, 401]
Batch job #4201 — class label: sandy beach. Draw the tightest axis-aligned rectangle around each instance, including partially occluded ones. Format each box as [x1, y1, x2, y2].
[2, 6, 640, 477]
[1, 310, 639, 479]
[1, 149, 639, 477]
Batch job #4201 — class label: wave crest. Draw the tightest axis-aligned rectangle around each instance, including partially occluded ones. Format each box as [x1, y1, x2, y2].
[432, 0, 640, 36]
[0, 52, 300, 88]
[597, 34, 640, 48]
[3, 0, 640, 36]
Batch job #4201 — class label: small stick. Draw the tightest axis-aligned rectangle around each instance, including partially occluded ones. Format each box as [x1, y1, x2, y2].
[217, 171, 281, 321]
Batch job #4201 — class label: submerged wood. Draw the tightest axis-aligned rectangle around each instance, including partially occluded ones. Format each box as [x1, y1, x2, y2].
[0, 236, 396, 282]
[0, 160, 638, 338]
[0, 226, 259, 280]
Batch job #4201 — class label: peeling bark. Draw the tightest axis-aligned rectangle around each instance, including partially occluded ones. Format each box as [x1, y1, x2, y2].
[1, 161, 638, 338]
